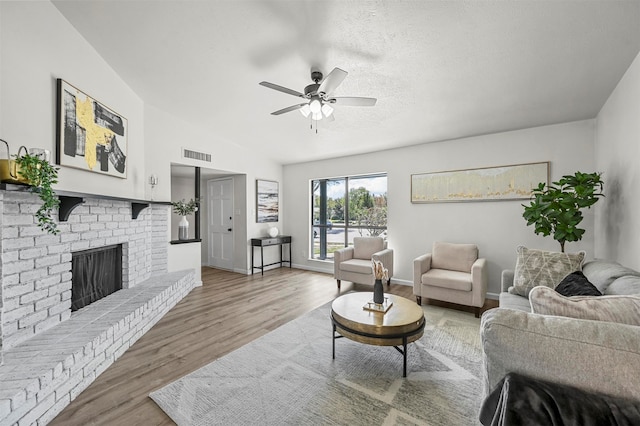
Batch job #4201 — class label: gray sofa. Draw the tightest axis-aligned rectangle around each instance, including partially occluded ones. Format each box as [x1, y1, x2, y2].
[481, 259, 640, 402]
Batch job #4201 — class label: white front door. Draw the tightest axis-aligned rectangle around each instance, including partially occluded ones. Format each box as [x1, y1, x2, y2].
[207, 178, 234, 270]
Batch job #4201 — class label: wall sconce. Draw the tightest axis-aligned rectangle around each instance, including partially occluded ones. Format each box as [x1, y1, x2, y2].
[149, 174, 158, 188]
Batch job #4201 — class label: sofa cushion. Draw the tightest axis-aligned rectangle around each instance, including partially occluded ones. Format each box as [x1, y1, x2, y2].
[431, 241, 478, 273]
[422, 269, 472, 291]
[529, 286, 640, 326]
[510, 246, 585, 297]
[353, 237, 384, 260]
[582, 260, 640, 294]
[499, 291, 532, 312]
[555, 271, 601, 297]
[480, 308, 640, 403]
[606, 275, 640, 296]
[339, 258, 373, 275]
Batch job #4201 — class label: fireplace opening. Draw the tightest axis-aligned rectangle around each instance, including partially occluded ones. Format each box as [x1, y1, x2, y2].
[71, 244, 123, 311]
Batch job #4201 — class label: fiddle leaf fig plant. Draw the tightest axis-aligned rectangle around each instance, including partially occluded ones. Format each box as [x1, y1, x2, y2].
[522, 171, 604, 253]
[15, 150, 60, 235]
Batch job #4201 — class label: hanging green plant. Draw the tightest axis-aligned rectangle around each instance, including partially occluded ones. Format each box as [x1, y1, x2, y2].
[522, 171, 604, 252]
[14, 147, 60, 235]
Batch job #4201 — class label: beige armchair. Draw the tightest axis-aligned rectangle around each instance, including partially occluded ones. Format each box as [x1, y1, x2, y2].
[334, 237, 394, 290]
[413, 241, 487, 317]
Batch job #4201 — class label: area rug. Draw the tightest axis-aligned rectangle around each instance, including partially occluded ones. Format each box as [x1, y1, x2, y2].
[150, 300, 483, 426]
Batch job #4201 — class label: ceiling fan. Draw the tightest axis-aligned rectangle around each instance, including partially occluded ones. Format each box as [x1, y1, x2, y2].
[259, 67, 377, 124]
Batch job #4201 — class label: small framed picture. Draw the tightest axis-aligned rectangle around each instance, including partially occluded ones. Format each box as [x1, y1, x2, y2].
[256, 179, 278, 223]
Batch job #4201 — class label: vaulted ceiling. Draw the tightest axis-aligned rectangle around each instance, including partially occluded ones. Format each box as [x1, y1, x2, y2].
[53, 0, 640, 165]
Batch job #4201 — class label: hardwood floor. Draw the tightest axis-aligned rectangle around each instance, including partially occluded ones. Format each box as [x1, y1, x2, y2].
[51, 267, 496, 425]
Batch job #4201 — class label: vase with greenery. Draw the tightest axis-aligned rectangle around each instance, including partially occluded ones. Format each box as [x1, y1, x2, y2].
[522, 171, 604, 252]
[171, 198, 198, 216]
[14, 147, 60, 235]
[171, 198, 198, 240]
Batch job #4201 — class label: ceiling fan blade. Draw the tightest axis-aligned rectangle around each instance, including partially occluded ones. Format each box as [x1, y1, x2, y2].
[259, 81, 305, 98]
[318, 67, 347, 96]
[271, 103, 307, 115]
[331, 97, 377, 107]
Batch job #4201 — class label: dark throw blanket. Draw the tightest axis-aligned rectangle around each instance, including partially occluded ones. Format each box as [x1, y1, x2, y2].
[479, 373, 640, 426]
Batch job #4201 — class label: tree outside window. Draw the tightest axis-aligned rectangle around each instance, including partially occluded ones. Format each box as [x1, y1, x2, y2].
[311, 174, 387, 260]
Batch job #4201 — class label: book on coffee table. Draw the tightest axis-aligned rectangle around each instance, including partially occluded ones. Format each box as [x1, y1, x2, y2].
[363, 299, 393, 313]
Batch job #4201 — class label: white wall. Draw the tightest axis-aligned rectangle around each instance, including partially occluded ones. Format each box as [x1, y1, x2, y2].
[168, 243, 202, 285]
[1, 2, 284, 275]
[283, 120, 596, 296]
[594, 52, 640, 270]
[144, 104, 283, 272]
[0, 2, 146, 199]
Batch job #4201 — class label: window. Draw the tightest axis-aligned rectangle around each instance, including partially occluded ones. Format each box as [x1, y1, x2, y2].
[311, 174, 387, 260]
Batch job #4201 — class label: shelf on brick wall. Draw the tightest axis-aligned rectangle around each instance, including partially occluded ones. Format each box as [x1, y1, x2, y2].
[1, 183, 171, 221]
[58, 195, 84, 221]
[54, 190, 171, 221]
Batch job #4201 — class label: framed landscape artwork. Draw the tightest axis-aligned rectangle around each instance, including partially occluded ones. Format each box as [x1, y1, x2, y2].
[56, 79, 128, 178]
[256, 179, 279, 223]
[411, 161, 549, 203]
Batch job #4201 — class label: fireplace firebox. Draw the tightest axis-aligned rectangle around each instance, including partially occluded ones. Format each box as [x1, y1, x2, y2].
[71, 244, 123, 311]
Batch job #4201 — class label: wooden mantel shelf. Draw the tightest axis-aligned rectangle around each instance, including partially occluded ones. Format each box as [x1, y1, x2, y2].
[1, 183, 170, 221]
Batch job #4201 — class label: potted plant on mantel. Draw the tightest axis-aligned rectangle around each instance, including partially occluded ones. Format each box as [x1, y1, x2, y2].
[171, 198, 198, 240]
[1, 140, 60, 235]
[522, 171, 604, 252]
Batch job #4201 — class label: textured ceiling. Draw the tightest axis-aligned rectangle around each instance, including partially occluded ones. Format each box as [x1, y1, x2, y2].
[52, 0, 640, 165]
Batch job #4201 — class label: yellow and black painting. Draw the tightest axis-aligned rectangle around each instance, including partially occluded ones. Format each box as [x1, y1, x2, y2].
[56, 79, 127, 178]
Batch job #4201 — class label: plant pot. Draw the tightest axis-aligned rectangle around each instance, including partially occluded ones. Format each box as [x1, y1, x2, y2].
[178, 216, 189, 240]
[0, 141, 30, 185]
[0, 159, 30, 185]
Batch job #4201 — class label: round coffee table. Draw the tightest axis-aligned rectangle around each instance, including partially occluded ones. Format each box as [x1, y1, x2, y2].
[331, 292, 425, 377]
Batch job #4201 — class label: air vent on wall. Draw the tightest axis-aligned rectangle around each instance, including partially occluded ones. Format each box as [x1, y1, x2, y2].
[182, 148, 212, 163]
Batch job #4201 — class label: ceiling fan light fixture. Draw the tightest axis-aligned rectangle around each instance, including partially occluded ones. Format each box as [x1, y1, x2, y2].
[300, 104, 311, 117]
[259, 67, 377, 130]
[309, 98, 322, 114]
[321, 103, 334, 117]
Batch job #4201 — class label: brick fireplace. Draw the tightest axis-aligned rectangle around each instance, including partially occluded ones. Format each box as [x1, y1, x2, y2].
[0, 190, 169, 355]
[0, 189, 196, 424]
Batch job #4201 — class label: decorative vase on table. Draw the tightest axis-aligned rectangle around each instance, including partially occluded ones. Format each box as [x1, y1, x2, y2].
[178, 216, 189, 240]
[373, 279, 384, 304]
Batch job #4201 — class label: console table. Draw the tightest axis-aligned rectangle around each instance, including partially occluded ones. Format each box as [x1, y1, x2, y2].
[250, 236, 292, 275]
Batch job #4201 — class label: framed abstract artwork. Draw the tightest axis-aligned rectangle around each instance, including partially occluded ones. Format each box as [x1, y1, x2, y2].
[256, 179, 279, 223]
[56, 79, 128, 178]
[411, 161, 549, 203]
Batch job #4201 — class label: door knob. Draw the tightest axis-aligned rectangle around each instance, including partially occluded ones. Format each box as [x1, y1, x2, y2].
[228, 228, 232, 232]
